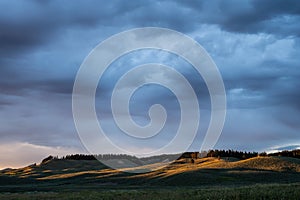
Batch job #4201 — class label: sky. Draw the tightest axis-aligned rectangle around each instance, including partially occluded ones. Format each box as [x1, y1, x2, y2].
[0, 0, 300, 169]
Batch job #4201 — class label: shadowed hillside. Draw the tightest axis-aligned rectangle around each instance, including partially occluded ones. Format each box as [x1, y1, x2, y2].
[1, 154, 300, 193]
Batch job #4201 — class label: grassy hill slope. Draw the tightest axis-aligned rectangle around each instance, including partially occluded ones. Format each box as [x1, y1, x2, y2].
[0, 156, 300, 192]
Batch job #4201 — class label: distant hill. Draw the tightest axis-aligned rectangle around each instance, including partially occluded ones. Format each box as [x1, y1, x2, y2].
[1, 153, 300, 192]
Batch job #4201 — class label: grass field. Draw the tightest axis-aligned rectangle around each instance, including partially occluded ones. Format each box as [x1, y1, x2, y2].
[0, 183, 299, 200]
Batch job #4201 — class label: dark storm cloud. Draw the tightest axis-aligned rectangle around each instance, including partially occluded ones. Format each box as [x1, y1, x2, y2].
[225, 72, 300, 111]
[1, 0, 298, 104]
[1, 0, 299, 58]
[0, 0, 148, 100]
[219, 0, 300, 35]
[0, 0, 300, 166]
[268, 76, 300, 110]
[39, 79, 74, 94]
[0, 72, 73, 96]
[233, 58, 300, 109]
[0, 0, 141, 56]
[177, 0, 300, 36]
[0, 2, 57, 56]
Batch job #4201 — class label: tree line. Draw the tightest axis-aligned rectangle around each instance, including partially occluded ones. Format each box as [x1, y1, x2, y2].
[204, 149, 259, 159]
[41, 149, 300, 163]
[268, 149, 300, 159]
[204, 149, 300, 159]
[62, 154, 141, 161]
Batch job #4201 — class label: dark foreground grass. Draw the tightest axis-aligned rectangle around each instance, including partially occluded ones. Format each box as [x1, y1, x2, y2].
[0, 183, 299, 200]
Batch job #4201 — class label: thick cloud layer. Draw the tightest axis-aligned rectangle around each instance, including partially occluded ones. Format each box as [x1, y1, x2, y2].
[0, 0, 300, 167]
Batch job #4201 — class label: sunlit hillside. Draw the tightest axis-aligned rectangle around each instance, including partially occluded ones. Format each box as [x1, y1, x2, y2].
[1, 155, 300, 192]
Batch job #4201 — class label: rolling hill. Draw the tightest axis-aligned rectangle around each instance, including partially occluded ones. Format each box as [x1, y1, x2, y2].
[1, 155, 300, 192]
